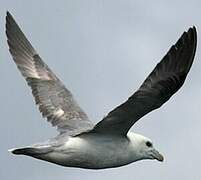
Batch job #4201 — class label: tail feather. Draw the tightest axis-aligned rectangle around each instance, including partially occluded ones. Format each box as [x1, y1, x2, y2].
[9, 146, 52, 156]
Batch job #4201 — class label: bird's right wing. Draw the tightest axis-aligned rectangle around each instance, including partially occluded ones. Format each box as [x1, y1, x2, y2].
[6, 11, 93, 136]
[92, 27, 197, 136]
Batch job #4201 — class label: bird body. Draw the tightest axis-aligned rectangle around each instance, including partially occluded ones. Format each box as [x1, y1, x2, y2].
[11, 132, 162, 169]
[6, 11, 196, 169]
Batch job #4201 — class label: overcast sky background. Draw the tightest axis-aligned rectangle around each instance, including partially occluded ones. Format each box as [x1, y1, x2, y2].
[1, 0, 201, 180]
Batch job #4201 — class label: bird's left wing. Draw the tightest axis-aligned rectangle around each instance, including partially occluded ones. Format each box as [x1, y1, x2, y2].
[6, 12, 93, 136]
[92, 27, 197, 136]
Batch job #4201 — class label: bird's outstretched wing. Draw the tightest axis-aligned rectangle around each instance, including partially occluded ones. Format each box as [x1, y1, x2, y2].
[6, 11, 93, 136]
[92, 27, 197, 136]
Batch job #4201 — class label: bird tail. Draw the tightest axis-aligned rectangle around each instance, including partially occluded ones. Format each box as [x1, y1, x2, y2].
[8, 146, 52, 156]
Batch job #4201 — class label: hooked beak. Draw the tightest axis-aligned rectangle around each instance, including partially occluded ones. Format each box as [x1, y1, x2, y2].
[151, 149, 164, 162]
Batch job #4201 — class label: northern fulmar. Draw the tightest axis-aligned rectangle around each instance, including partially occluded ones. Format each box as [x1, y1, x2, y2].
[6, 11, 197, 169]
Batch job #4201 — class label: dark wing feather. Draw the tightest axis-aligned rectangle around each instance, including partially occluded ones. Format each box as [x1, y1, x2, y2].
[6, 11, 93, 136]
[92, 27, 197, 136]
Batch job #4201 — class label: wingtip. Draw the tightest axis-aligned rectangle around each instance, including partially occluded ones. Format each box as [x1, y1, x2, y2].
[193, 25, 197, 38]
[6, 11, 16, 26]
[6, 11, 10, 16]
[192, 25, 197, 31]
[6, 11, 12, 29]
[6, 11, 12, 20]
[188, 26, 197, 38]
[188, 25, 197, 52]
[183, 26, 197, 46]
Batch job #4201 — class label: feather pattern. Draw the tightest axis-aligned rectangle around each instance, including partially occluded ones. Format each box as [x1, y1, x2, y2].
[92, 27, 197, 136]
[6, 12, 93, 136]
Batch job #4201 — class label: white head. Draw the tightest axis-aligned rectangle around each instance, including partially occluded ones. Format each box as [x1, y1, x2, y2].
[127, 132, 164, 162]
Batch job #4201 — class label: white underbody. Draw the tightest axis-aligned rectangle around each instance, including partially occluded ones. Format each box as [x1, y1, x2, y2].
[36, 132, 148, 169]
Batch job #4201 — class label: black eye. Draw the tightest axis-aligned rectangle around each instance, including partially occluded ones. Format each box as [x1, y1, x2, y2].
[146, 141, 152, 147]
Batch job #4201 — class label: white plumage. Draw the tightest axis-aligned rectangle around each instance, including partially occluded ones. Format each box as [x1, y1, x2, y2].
[6, 11, 196, 169]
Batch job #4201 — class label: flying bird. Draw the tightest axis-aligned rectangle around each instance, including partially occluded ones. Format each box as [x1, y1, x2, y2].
[6, 11, 197, 169]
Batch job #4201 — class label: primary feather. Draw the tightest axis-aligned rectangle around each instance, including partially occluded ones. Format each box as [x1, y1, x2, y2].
[93, 27, 197, 135]
[6, 11, 93, 136]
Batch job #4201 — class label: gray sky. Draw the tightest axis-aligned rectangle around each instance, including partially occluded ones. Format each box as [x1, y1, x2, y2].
[1, 0, 201, 180]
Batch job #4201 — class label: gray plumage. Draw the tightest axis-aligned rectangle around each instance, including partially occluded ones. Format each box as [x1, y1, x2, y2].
[6, 11, 93, 136]
[6, 11, 197, 169]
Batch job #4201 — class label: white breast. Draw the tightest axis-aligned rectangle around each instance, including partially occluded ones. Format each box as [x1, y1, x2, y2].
[43, 133, 145, 169]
